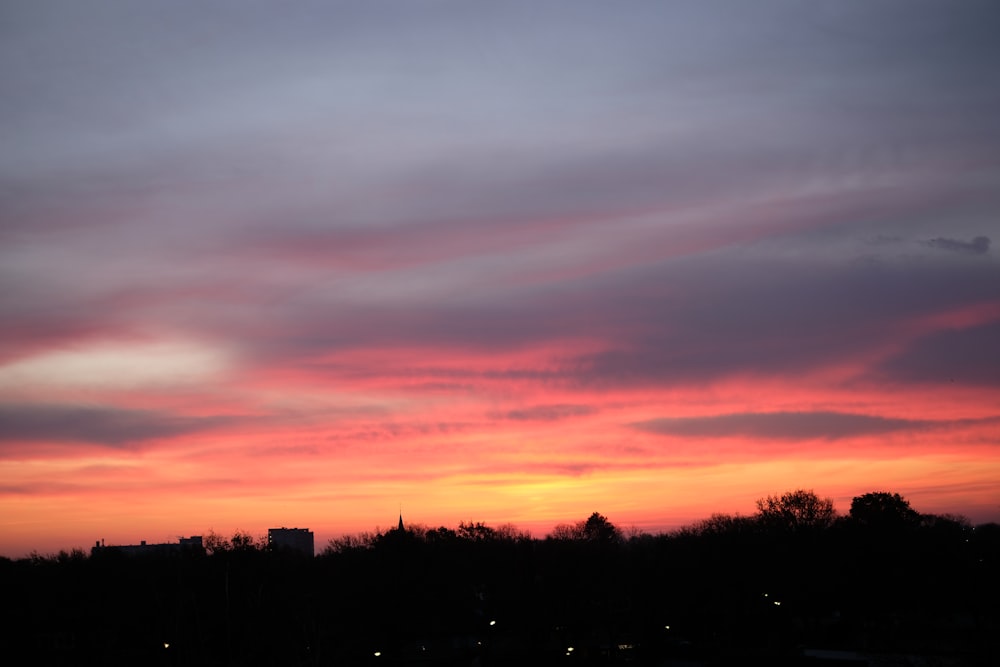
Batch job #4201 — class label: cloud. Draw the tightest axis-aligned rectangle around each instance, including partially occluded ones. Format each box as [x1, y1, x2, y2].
[0, 404, 234, 448]
[452, 457, 696, 483]
[4, 213, 997, 397]
[634, 411, 944, 441]
[4, 0, 1000, 396]
[322, 420, 480, 445]
[0, 341, 228, 390]
[876, 320, 1000, 386]
[922, 236, 991, 254]
[502, 404, 596, 421]
[186, 235, 1000, 398]
[562, 251, 1000, 387]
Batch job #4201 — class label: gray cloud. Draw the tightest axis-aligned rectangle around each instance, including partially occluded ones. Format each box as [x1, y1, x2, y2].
[128, 236, 997, 394]
[633, 411, 973, 440]
[503, 404, 596, 422]
[2, 1, 999, 394]
[922, 236, 991, 255]
[4, 211, 998, 395]
[561, 249, 1000, 387]
[876, 320, 1000, 386]
[0, 404, 233, 447]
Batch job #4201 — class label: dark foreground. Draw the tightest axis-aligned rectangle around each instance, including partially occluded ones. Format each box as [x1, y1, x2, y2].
[3, 515, 998, 666]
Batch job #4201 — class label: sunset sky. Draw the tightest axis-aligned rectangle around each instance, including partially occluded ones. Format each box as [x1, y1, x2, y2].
[2, 1, 999, 557]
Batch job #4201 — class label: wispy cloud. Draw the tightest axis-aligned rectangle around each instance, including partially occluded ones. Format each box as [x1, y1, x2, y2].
[0, 404, 235, 448]
[876, 320, 1000, 386]
[501, 404, 596, 422]
[633, 411, 998, 441]
[922, 236, 991, 255]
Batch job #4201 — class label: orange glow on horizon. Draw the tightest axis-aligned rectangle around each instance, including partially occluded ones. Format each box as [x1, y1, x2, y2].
[4, 400, 999, 557]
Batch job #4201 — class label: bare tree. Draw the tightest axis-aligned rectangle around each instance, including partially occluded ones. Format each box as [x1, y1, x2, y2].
[755, 489, 836, 533]
[548, 512, 621, 542]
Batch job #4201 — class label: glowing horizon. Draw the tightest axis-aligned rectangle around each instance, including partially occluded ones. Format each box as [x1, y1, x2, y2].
[2, 1, 999, 558]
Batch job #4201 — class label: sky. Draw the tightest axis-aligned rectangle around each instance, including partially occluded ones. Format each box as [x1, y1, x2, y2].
[2, 0, 999, 557]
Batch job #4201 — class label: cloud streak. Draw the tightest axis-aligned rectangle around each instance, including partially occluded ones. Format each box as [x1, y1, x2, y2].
[876, 320, 1000, 386]
[633, 411, 998, 441]
[922, 236, 991, 255]
[0, 404, 234, 448]
[502, 405, 597, 422]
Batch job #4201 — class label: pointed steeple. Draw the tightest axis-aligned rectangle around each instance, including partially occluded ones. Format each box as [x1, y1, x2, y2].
[397, 513, 404, 532]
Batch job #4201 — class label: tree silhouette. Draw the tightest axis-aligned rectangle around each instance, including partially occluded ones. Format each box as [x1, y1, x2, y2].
[322, 531, 379, 554]
[755, 489, 836, 533]
[849, 491, 920, 530]
[8, 493, 998, 665]
[581, 512, 620, 543]
[548, 522, 580, 540]
[203, 529, 266, 554]
[695, 512, 757, 538]
[549, 512, 621, 542]
[494, 522, 532, 542]
[457, 521, 498, 542]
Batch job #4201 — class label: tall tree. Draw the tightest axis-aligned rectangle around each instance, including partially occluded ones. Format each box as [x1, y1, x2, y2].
[547, 513, 621, 542]
[755, 489, 836, 533]
[580, 512, 621, 543]
[849, 491, 920, 530]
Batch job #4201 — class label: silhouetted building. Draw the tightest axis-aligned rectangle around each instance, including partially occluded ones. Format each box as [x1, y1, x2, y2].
[267, 527, 314, 556]
[91, 535, 203, 557]
[178, 535, 203, 548]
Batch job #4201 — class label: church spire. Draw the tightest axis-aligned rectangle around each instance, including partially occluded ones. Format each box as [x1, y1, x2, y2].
[397, 513, 404, 532]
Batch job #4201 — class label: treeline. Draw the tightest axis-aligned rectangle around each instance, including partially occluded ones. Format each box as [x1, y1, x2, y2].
[2, 490, 998, 666]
